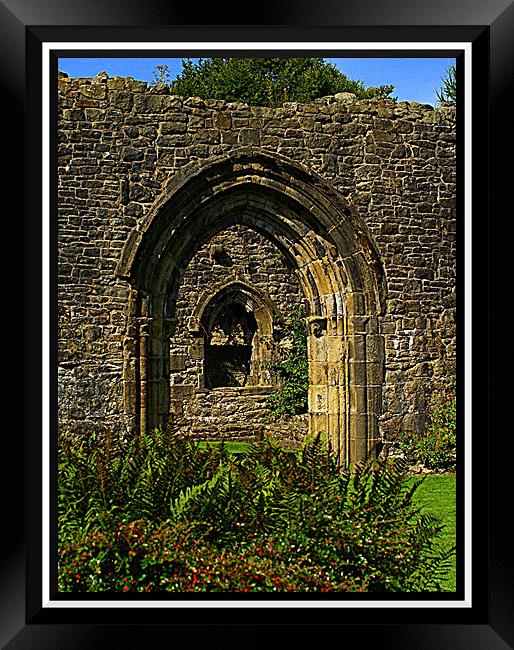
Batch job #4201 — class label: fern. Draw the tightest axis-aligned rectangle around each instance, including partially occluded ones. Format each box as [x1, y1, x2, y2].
[59, 429, 455, 592]
[169, 463, 228, 522]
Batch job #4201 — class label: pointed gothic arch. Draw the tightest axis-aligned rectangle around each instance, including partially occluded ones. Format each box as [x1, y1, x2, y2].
[193, 281, 276, 389]
[116, 147, 386, 465]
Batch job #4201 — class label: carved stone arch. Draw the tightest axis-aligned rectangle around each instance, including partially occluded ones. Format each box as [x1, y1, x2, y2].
[188, 278, 280, 338]
[188, 280, 279, 389]
[116, 147, 387, 465]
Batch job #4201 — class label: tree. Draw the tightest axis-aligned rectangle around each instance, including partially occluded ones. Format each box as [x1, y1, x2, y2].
[154, 58, 394, 107]
[436, 63, 457, 106]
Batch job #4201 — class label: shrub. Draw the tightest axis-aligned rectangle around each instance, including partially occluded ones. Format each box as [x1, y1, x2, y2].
[58, 428, 221, 540]
[266, 310, 309, 419]
[155, 58, 395, 108]
[58, 433, 454, 593]
[436, 63, 457, 106]
[58, 519, 366, 593]
[397, 392, 457, 471]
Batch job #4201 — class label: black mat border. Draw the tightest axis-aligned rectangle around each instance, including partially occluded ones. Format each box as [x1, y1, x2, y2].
[3, 8, 508, 648]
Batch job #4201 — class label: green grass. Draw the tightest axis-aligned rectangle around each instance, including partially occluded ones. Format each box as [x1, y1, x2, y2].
[409, 474, 457, 591]
[197, 440, 252, 453]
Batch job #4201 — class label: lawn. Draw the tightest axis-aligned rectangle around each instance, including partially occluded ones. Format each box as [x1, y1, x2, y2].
[410, 474, 457, 591]
[197, 440, 252, 453]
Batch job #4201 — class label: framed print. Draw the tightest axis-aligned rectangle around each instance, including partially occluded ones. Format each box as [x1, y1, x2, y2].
[6, 3, 512, 647]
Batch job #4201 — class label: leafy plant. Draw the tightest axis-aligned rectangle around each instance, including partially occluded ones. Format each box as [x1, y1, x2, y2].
[58, 428, 221, 540]
[397, 392, 457, 470]
[155, 58, 394, 107]
[152, 64, 171, 85]
[436, 63, 457, 106]
[58, 519, 366, 593]
[266, 309, 309, 419]
[58, 432, 454, 593]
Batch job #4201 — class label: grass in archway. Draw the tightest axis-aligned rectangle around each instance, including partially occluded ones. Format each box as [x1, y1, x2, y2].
[197, 440, 252, 453]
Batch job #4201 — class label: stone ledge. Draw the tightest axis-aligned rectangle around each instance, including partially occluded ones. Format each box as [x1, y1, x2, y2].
[197, 386, 274, 396]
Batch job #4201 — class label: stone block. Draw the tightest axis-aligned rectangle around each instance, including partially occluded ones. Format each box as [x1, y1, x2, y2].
[214, 113, 232, 129]
[188, 343, 204, 360]
[347, 311, 368, 333]
[366, 361, 385, 385]
[170, 354, 186, 371]
[239, 128, 261, 146]
[366, 334, 385, 362]
[365, 385, 383, 416]
[170, 385, 195, 399]
[63, 108, 85, 121]
[308, 335, 328, 363]
[133, 94, 170, 113]
[121, 147, 145, 162]
[347, 335, 366, 361]
[308, 386, 328, 414]
[348, 360, 367, 385]
[327, 385, 344, 414]
[349, 385, 367, 414]
[309, 412, 329, 437]
[309, 362, 328, 385]
[327, 362, 344, 386]
[326, 335, 345, 362]
[349, 435, 368, 463]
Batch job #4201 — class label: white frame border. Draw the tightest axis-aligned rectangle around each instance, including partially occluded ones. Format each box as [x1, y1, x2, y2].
[42, 40, 472, 609]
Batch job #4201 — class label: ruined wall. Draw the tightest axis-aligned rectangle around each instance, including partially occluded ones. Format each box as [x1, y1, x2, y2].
[57, 70, 456, 445]
[169, 224, 308, 441]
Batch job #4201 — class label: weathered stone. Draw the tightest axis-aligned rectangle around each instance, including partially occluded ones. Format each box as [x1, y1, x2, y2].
[121, 147, 145, 162]
[238, 128, 261, 145]
[57, 77, 456, 464]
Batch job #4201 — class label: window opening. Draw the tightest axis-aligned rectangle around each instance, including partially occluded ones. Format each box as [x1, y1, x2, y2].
[204, 301, 257, 388]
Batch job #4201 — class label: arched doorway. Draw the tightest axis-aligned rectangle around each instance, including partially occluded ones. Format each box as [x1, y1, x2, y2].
[116, 148, 386, 465]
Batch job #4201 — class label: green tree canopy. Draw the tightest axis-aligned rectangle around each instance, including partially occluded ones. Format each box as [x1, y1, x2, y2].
[436, 63, 457, 106]
[154, 58, 394, 107]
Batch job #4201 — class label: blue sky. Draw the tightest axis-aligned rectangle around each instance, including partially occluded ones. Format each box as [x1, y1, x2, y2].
[58, 57, 455, 106]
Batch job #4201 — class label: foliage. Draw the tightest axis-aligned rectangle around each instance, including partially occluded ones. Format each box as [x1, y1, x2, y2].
[266, 309, 309, 419]
[59, 432, 454, 593]
[152, 64, 171, 85]
[58, 519, 365, 593]
[396, 392, 457, 470]
[408, 475, 456, 591]
[154, 58, 394, 107]
[58, 428, 221, 544]
[436, 63, 457, 106]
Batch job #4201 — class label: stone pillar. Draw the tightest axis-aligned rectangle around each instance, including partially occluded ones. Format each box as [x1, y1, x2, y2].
[307, 316, 330, 448]
[138, 315, 150, 436]
[346, 313, 384, 464]
[149, 321, 165, 431]
[326, 315, 347, 464]
[365, 325, 385, 458]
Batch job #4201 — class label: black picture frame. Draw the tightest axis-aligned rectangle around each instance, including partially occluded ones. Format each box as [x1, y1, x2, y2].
[6, 2, 512, 647]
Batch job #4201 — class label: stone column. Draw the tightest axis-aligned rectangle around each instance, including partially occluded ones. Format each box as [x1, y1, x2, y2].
[346, 313, 384, 464]
[138, 314, 150, 436]
[307, 316, 331, 449]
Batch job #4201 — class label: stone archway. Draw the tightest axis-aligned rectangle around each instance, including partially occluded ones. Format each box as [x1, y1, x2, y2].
[116, 147, 386, 465]
[190, 280, 277, 389]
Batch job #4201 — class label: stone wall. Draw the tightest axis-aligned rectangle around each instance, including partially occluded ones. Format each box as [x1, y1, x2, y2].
[168, 224, 307, 441]
[57, 70, 456, 447]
